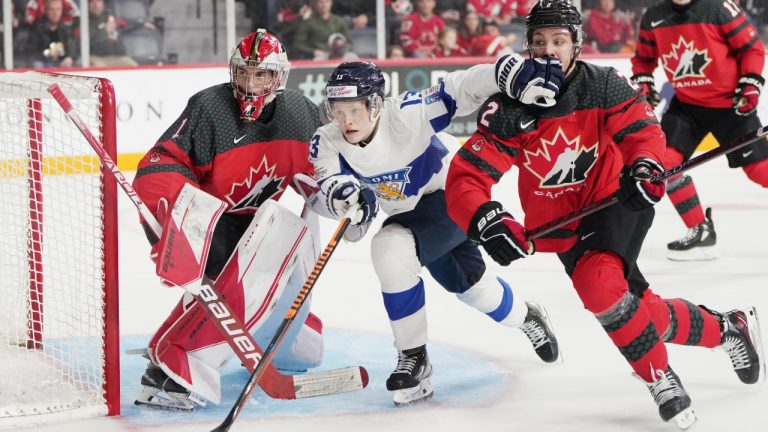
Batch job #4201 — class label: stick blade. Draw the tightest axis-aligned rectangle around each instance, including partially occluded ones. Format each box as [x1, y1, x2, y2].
[292, 366, 369, 399]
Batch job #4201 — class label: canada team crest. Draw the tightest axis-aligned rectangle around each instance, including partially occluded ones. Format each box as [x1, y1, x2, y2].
[523, 127, 598, 188]
[661, 36, 712, 81]
[226, 156, 285, 212]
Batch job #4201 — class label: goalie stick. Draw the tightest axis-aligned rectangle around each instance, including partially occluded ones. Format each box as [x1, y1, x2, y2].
[47, 83, 368, 401]
[213, 208, 355, 432]
[525, 125, 768, 240]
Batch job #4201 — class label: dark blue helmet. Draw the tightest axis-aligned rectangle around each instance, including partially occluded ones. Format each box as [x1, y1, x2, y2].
[325, 61, 385, 102]
[526, 0, 583, 46]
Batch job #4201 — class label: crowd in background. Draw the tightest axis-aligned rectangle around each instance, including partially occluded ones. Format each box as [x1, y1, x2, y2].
[1, 0, 768, 68]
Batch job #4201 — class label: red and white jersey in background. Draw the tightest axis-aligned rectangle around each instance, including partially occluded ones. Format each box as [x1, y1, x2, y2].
[25, 0, 80, 24]
[467, 0, 514, 20]
[631, 0, 765, 108]
[400, 12, 445, 57]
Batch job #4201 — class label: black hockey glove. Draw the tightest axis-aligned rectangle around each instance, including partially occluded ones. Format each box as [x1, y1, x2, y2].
[325, 175, 379, 226]
[496, 54, 564, 107]
[630, 74, 661, 108]
[616, 158, 666, 212]
[733, 73, 764, 116]
[468, 201, 534, 266]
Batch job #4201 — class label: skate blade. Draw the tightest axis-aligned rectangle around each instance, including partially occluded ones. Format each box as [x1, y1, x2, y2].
[134, 386, 197, 412]
[667, 247, 717, 262]
[392, 378, 434, 407]
[746, 306, 767, 384]
[669, 407, 696, 430]
[536, 304, 564, 364]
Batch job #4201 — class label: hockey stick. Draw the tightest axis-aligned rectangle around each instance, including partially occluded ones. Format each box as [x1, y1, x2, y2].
[47, 84, 368, 401]
[526, 125, 768, 240]
[212, 209, 355, 432]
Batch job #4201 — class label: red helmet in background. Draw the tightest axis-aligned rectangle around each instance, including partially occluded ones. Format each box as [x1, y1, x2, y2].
[229, 29, 291, 122]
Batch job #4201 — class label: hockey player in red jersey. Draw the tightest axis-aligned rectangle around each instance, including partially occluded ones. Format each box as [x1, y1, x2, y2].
[446, 1, 765, 429]
[131, 30, 326, 411]
[631, 0, 768, 260]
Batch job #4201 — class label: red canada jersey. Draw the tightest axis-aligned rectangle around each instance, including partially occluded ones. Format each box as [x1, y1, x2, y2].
[400, 13, 445, 57]
[133, 85, 321, 225]
[446, 62, 666, 252]
[631, 0, 765, 108]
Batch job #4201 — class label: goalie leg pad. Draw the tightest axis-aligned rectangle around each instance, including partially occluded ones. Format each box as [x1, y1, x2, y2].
[147, 200, 322, 404]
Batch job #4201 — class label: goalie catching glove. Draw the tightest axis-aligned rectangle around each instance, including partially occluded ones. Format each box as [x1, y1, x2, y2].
[324, 175, 379, 226]
[616, 158, 666, 212]
[468, 201, 533, 266]
[495, 53, 564, 107]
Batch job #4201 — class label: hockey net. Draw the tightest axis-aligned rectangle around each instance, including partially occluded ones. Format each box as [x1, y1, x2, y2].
[0, 71, 119, 428]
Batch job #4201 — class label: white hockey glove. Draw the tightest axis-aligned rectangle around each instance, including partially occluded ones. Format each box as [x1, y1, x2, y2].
[323, 175, 379, 226]
[495, 54, 564, 107]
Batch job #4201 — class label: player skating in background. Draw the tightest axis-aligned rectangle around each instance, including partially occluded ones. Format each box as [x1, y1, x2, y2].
[446, 0, 765, 429]
[131, 30, 326, 411]
[307, 58, 563, 406]
[631, 0, 768, 260]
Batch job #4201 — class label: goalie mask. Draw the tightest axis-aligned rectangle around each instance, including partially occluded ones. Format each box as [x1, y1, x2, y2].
[324, 61, 386, 123]
[230, 29, 290, 122]
[526, 0, 583, 62]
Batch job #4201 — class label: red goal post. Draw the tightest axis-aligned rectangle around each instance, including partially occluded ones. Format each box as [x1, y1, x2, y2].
[0, 71, 119, 428]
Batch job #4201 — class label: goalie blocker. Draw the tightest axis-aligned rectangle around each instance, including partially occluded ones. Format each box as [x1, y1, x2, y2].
[141, 196, 324, 408]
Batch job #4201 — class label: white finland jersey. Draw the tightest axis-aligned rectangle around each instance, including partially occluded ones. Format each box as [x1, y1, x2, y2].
[310, 63, 499, 216]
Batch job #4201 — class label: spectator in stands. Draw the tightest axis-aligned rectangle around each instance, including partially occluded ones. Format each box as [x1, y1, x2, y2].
[25, 0, 78, 25]
[292, 0, 349, 60]
[467, 0, 513, 25]
[512, 0, 537, 21]
[457, 10, 483, 52]
[333, 0, 374, 29]
[387, 43, 406, 58]
[400, 0, 444, 58]
[584, 0, 634, 53]
[467, 20, 516, 56]
[241, 0, 310, 50]
[318, 32, 359, 60]
[434, 26, 467, 57]
[435, 0, 467, 27]
[614, 0, 654, 33]
[385, 0, 413, 49]
[82, 0, 138, 66]
[26, 0, 77, 67]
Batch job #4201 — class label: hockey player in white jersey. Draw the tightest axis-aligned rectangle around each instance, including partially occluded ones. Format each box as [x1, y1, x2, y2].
[308, 59, 565, 406]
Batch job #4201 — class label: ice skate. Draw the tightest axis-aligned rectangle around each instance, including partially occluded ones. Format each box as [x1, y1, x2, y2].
[718, 307, 766, 384]
[386, 345, 434, 406]
[134, 363, 206, 412]
[641, 366, 696, 430]
[667, 207, 717, 261]
[519, 301, 560, 363]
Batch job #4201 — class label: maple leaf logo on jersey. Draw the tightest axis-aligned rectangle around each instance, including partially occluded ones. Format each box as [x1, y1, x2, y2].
[226, 156, 285, 212]
[661, 36, 712, 81]
[523, 127, 598, 188]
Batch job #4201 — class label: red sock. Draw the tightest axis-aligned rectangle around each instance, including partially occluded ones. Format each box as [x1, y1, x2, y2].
[664, 148, 704, 228]
[662, 298, 721, 348]
[667, 174, 705, 228]
[572, 252, 668, 382]
[743, 158, 768, 187]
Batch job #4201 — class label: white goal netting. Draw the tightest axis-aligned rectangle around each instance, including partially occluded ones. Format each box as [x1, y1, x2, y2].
[0, 72, 118, 429]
